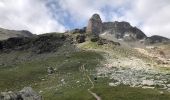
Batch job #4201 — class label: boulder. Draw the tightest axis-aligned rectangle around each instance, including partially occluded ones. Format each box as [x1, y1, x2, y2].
[47, 67, 55, 74]
[19, 87, 42, 100]
[0, 87, 42, 100]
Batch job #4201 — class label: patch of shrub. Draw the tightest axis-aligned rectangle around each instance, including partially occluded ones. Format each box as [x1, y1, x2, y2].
[76, 34, 86, 43]
[90, 35, 99, 42]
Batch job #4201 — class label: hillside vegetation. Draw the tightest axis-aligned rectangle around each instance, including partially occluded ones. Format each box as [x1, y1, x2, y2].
[0, 32, 170, 100]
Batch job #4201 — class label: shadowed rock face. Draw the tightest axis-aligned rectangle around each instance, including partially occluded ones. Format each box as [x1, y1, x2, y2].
[0, 33, 71, 54]
[145, 35, 170, 44]
[102, 21, 131, 31]
[86, 14, 147, 41]
[86, 14, 103, 35]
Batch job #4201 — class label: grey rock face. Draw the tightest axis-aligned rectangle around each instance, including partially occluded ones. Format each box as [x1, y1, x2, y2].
[102, 22, 146, 41]
[86, 14, 103, 35]
[86, 14, 147, 41]
[0, 87, 42, 100]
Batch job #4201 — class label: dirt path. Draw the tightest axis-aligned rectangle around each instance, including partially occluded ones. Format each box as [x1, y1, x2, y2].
[80, 65, 101, 100]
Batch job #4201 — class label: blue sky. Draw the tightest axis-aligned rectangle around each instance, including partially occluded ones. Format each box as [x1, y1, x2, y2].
[0, 0, 170, 38]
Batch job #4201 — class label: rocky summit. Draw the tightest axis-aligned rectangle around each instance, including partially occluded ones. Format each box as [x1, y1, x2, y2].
[86, 14, 147, 41]
[70, 13, 169, 44]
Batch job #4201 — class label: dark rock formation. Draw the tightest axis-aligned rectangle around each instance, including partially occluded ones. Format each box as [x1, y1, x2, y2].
[102, 21, 131, 31]
[86, 14, 103, 35]
[145, 35, 170, 44]
[124, 27, 147, 40]
[0, 87, 42, 100]
[0, 33, 71, 54]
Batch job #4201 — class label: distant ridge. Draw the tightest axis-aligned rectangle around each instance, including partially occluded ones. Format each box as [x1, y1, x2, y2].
[0, 27, 34, 40]
[70, 13, 169, 44]
[145, 35, 169, 44]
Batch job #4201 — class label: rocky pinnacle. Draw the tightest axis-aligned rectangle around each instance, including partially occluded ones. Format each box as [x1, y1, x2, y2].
[86, 14, 103, 35]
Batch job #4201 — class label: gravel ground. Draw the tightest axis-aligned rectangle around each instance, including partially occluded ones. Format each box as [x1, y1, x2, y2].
[96, 51, 170, 92]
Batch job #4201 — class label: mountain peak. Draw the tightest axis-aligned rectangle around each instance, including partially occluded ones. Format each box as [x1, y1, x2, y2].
[91, 13, 101, 21]
[86, 14, 146, 41]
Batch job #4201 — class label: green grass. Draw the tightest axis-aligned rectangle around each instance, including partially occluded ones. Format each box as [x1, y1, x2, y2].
[43, 88, 94, 100]
[78, 41, 102, 49]
[0, 50, 103, 91]
[1, 42, 170, 99]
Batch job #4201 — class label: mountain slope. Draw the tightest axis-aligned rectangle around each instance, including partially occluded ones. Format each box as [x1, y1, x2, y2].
[0, 14, 170, 100]
[145, 35, 170, 44]
[0, 27, 33, 40]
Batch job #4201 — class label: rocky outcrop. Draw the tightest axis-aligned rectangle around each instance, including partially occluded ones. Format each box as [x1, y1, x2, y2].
[86, 14, 147, 41]
[67, 13, 168, 44]
[0, 27, 34, 40]
[0, 87, 42, 100]
[86, 14, 103, 35]
[0, 33, 71, 54]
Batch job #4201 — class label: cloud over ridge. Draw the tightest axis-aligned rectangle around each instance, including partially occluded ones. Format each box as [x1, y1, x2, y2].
[0, 0, 170, 38]
[0, 0, 65, 34]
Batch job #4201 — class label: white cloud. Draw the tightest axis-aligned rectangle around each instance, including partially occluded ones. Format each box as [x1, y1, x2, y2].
[56, 0, 170, 38]
[0, 0, 170, 38]
[0, 0, 65, 34]
[111, 0, 170, 38]
[57, 0, 105, 24]
[56, 0, 131, 22]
